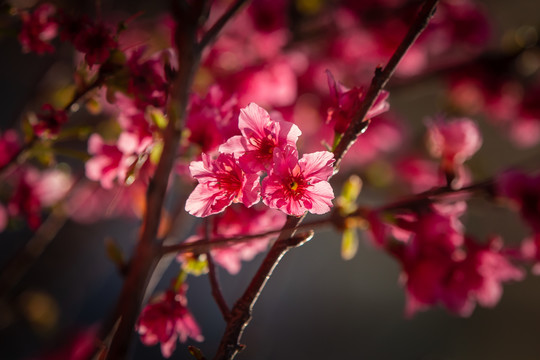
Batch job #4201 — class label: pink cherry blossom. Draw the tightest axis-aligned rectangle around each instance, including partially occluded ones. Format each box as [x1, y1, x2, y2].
[85, 134, 132, 189]
[0, 130, 20, 168]
[426, 116, 482, 165]
[405, 237, 523, 317]
[136, 287, 203, 358]
[186, 86, 240, 154]
[220, 103, 301, 173]
[18, 3, 58, 54]
[181, 204, 286, 274]
[32, 104, 68, 139]
[262, 146, 334, 217]
[496, 170, 540, 233]
[126, 48, 169, 110]
[74, 22, 117, 66]
[8, 169, 42, 229]
[326, 70, 390, 134]
[185, 153, 260, 217]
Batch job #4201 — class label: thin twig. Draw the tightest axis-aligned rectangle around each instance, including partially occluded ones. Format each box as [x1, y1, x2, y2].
[204, 218, 230, 320]
[0, 76, 104, 178]
[206, 251, 230, 320]
[103, 1, 202, 357]
[333, 0, 439, 169]
[213, 227, 313, 360]
[198, 0, 249, 50]
[161, 216, 329, 255]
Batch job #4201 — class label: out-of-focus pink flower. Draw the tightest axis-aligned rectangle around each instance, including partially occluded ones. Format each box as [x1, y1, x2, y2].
[34, 169, 73, 207]
[220, 103, 301, 173]
[235, 59, 298, 108]
[181, 204, 286, 274]
[405, 237, 523, 317]
[395, 156, 445, 193]
[32, 104, 68, 139]
[185, 153, 260, 217]
[426, 117, 482, 165]
[74, 22, 117, 66]
[8, 169, 42, 230]
[186, 86, 240, 154]
[29, 325, 98, 360]
[326, 70, 389, 134]
[262, 146, 334, 217]
[85, 134, 132, 189]
[512, 84, 540, 147]
[126, 48, 168, 110]
[136, 287, 203, 358]
[496, 170, 540, 233]
[0, 130, 20, 168]
[426, 116, 481, 187]
[18, 3, 58, 54]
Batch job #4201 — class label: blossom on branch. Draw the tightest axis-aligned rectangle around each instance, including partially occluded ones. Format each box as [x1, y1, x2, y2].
[185, 153, 261, 217]
[18, 3, 58, 54]
[262, 146, 334, 217]
[220, 102, 301, 173]
[136, 287, 203, 358]
[181, 205, 286, 274]
[31, 104, 68, 139]
[326, 70, 389, 134]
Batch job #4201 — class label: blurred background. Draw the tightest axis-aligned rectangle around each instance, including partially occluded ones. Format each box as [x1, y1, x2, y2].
[1, 0, 540, 359]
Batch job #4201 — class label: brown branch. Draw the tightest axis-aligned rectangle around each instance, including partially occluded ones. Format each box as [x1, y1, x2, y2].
[103, 2, 202, 358]
[204, 217, 230, 320]
[333, 0, 439, 169]
[206, 251, 230, 321]
[213, 225, 313, 360]
[212, 1, 440, 358]
[161, 216, 328, 255]
[198, 0, 249, 50]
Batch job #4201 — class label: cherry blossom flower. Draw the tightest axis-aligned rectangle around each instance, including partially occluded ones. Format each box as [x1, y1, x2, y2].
[32, 104, 68, 139]
[496, 170, 540, 233]
[181, 205, 286, 274]
[136, 287, 203, 358]
[186, 86, 240, 154]
[220, 103, 301, 173]
[8, 169, 42, 229]
[426, 116, 482, 186]
[185, 153, 260, 217]
[85, 134, 133, 189]
[0, 130, 20, 168]
[262, 146, 334, 217]
[126, 48, 168, 110]
[18, 3, 58, 54]
[74, 22, 117, 66]
[326, 70, 389, 134]
[426, 116, 482, 165]
[405, 237, 523, 317]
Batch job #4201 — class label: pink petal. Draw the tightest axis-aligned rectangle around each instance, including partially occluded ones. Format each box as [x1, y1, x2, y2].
[185, 184, 220, 217]
[303, 181, 334, 214]
[299, 151, 334, 182]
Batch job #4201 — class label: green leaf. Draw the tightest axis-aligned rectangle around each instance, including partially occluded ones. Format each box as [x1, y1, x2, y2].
[149, 108, 168, 129]
[105, 237, 125, 268]
[188, 345, 207, 360]
[181, 254, 208, 276]
[341, 228, 359, 261]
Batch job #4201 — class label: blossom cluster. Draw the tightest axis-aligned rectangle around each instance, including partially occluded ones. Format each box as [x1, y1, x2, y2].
[185, 103, 336, 217]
